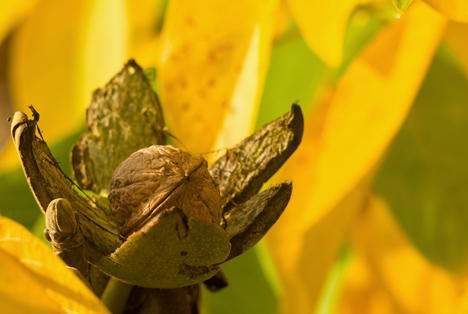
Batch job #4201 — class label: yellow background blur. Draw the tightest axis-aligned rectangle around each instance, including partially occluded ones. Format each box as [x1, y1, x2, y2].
[1, 1, 468, 313]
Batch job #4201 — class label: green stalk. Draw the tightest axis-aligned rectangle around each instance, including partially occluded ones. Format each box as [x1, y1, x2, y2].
[101, 277, 133, 314]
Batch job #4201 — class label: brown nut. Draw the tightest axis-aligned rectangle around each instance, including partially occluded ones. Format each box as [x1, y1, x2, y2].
[109, 145, 222, 237]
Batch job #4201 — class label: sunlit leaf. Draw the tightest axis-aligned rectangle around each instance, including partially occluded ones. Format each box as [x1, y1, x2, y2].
[1, 0, 128, 171]
[157, 0, 278, 155]
[79, 0, 128, 112]
[126, 0, 166, 67]
[424, 0, 468, 22]
[373, 46, 468, 270]
[444, 21, 468, 78]
[0, 0, 37, 43]
[0, 250, 64, 314]
[340, 194, 468, 314]
[285, 0, 365, 67]
[266, 2, 445, 313]
[0, 216, 110, 313]
[392, 0, 414, 15]
[300, 1, 445, 232]
[255, 35, 326, 130]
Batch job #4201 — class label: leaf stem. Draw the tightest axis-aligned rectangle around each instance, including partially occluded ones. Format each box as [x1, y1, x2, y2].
[101, 277, 133, 314]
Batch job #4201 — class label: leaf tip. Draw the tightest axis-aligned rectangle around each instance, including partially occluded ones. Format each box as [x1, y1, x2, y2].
[392, 0, 414, 17]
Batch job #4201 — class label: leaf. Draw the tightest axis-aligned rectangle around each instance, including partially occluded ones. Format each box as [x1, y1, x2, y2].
[0, 127, 83, 230]
[125, 0, 166, 67]
[255, 36, 327, 130]
[266, 2, 446, 312]
[444, 21, 468, 78]
[157, 0, 278, 154]
[71, 60, 166, 194]
[78, 0, 129, 108]
[10, 108, 121, 262]
[340, 194, 468, 314]
[1, 0, 128, 170]
[424, 0, 468, 22]
[97, 208, 230, 288]
[0, 0, 37, 43]
[299, 1, 446, 234]
[0, 216, 110, 314]
[224, 181, 292, 261]
[373, 46, 468, 270]
[392, 0, 414, 15]
[210, 105, 303, 211]
[285, 0, 365, 67]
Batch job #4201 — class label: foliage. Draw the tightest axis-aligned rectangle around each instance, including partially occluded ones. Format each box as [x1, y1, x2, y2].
[1, 0, 468, 313]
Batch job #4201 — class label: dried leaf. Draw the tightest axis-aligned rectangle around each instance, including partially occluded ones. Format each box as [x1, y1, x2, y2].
[10, 108, 121, 262]
[224, 180, 292, 261]
[72, 60, 166, 194]
[209, 104, 303, 212]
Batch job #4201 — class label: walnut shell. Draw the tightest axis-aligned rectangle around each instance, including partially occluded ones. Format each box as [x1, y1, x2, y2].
[109, 145, 222, 237]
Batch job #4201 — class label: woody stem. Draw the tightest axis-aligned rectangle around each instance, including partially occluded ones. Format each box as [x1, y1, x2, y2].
[101, 277, 133, 314]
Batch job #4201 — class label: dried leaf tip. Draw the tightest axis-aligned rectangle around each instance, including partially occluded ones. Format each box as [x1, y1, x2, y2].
[210, 103, 303, 211]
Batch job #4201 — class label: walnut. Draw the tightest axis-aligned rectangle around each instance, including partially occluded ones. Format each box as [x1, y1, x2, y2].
[109, 145, 222, 237]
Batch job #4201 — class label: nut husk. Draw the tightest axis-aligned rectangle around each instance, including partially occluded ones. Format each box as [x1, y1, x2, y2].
[109, 145, 222, 237]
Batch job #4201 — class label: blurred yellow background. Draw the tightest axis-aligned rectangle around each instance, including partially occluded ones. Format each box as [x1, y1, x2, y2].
[1, 0, 468, 313]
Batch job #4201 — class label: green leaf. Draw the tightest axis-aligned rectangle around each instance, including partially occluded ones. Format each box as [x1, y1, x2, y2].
[256, 35, 326, 130]
[392, 0, 414, 15]
[202, 245, 279, 314]
[97, 208, 230, 288]
[374, 45, 468, 270]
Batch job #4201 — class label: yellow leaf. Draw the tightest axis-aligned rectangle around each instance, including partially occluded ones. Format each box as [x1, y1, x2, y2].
[0, 216, 110, 314]
[266, 2, 445, 313]
[157, 0, 278, 155]
[126, 0, 165, 67]
[267, 92, 375, 313]
[0, 0, 37, 43]
[1, 0, 128, 171]
[444, 21, 468, 78]
[300, 1, 445, 231]
[285, 0, 365, 67]
[78, 0, 129, 111]
[424, 0, 468, 22]
[336, 251, 395, 314]
[0, 250, 64, 314]
[341, 194, 468, 314]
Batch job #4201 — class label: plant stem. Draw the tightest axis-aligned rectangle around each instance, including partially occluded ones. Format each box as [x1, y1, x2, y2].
[101, 277, 133, 314]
